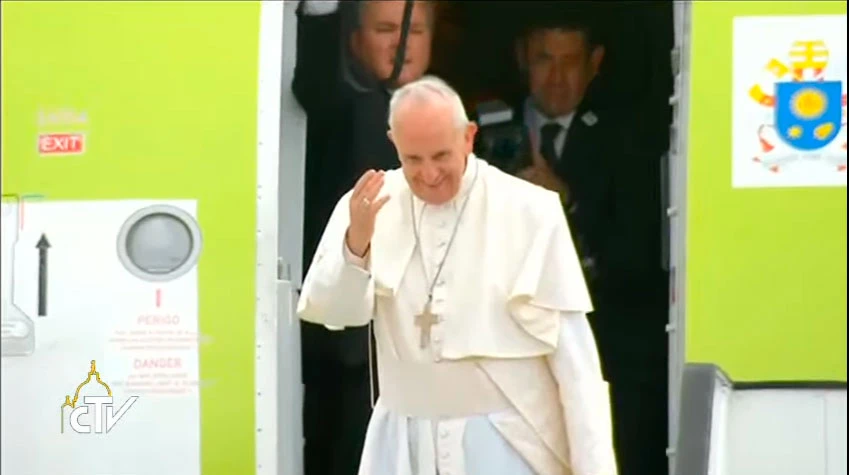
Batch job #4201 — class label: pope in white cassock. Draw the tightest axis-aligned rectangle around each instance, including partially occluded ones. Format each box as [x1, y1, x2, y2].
[297, 75, 618, 475]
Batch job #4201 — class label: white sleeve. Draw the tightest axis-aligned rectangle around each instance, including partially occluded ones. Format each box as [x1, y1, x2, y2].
[296, 193, 374, 328]
[342, 239, 369, 270]
[313, 240, 371, 331]
[300, 0, 340, 16]
[547, 311, 619, 475]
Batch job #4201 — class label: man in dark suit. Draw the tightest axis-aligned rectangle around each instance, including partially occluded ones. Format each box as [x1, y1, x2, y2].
[291, 1, 435, 474]
[511, 12, 670, 475]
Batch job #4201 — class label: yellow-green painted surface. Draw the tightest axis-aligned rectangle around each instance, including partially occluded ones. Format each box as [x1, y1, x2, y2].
[2, 1, 261, 473]
[687, 1, 847, 381]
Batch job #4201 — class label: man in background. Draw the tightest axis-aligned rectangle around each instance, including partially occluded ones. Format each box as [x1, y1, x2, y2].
[292, 1, 435, 474]
[512, 11, 670, 475]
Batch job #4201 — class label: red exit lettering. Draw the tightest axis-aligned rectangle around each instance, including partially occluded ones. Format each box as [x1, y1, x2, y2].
[38, 133, 85, 155]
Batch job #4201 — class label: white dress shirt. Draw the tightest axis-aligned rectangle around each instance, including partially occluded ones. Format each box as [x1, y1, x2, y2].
[525, 98, 576, 160]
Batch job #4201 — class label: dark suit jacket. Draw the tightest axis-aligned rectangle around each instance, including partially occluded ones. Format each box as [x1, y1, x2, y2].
[513, 94, 669, 370]
[292, 1, 397, 375]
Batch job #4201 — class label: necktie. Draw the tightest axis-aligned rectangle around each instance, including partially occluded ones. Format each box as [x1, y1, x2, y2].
[539, 122, 563, 168]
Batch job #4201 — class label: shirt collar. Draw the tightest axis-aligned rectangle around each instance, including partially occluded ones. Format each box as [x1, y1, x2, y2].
[523, 96, 576, 134]
[533, 105, 575, 133]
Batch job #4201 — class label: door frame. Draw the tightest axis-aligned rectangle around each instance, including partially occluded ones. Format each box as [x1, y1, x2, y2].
[668, 0, 693, 472]
[273, 1, 309, 475]
[255, 1, 304, 474]
[270, 1, 695, 473]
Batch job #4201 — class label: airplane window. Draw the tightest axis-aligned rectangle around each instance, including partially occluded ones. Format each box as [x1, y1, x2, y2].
[117, 205, 202, 282]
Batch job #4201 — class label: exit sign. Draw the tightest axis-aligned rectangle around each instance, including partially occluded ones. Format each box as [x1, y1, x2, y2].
[38, 133, 85, 156]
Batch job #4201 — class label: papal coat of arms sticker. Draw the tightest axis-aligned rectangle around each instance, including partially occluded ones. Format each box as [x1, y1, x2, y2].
[732, 15, 847, 188]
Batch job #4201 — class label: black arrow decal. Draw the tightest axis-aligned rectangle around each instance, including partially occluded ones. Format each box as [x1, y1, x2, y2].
[36, 234, 50, 317]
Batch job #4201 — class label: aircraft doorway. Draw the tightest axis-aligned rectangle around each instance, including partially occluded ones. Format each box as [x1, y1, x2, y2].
[283, 1, 677, 474]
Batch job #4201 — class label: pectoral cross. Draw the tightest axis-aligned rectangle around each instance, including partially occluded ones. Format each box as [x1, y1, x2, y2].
[415, 301, 439, 349]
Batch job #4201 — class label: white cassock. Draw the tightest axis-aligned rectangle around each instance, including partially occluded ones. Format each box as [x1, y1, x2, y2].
[297, 154, 618, 475]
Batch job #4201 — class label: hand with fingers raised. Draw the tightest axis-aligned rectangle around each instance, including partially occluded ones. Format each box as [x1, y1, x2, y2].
[517, 134, 570, 203]
[346, 169, 391, 258]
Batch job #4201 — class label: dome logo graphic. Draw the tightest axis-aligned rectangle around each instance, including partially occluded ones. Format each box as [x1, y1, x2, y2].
[60, 360, 139, 434]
